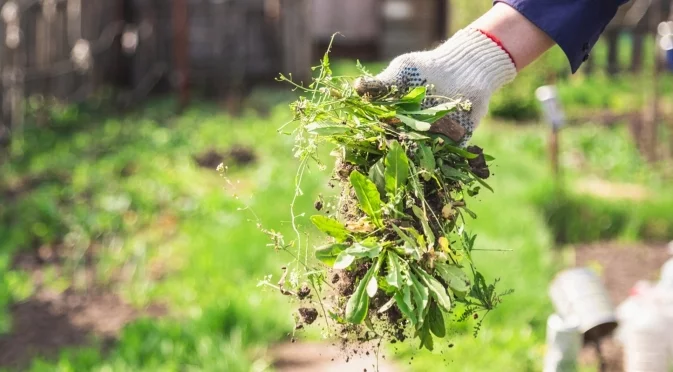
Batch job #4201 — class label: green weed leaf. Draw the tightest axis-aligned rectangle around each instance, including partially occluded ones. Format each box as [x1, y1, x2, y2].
[350, 170, 383, 227]
[396, 114, 431, 131]
[366, 275, 378, 297]
[435, 263, 470, 294]
[310, 215, 350, 242]
[368, 157, 386, 196]
[315, 243, 347, 266]
[410, 271, 429, 326]
[428, 300, 446, 338]
[385, 140, 410, 212]
[394, 285, 417, 326]
[306, 122, 350, 135]
[418, 321, 434, 351]
[418, 144, 436, 181]
[345, 254, 384, 324]
[414, 266, 452, 312]
[345, 267, 374, 324]
[334, 251, 355, 270]
[385, 253, 402, 288]
[412, 205, 435, 247]
[401, 86, 427, 104]
[345, 242, 382, 258]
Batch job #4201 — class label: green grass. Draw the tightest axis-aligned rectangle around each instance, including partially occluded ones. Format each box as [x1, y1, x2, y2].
[1, 58, 672, 371]
[0, 100, 317, 371]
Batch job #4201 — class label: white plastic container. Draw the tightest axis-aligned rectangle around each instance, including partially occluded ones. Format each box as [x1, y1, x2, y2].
[657, 257, 673, 290]
[543, 313, 582, 372]
[622, 297, 669, 372]
[549, 268, 618, 342]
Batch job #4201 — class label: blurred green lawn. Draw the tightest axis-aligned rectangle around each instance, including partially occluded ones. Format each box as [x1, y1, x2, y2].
[1, 39, 673, 370]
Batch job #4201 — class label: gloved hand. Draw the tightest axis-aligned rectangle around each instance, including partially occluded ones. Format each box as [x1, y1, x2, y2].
[355, 28, 517, 145]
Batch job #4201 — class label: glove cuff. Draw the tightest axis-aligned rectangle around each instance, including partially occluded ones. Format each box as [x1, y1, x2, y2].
[431, 27, 517, 93]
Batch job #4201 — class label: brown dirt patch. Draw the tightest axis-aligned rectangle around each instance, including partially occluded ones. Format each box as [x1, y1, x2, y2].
[574, 178, 649, 201]
[0, 289, 165, 370]
[193, 145, 257, 169]
[575, 242, 669, 304]
[269, 342, 399, 372]
[574, 242, 671, 372]
[2, 246, 167, 370]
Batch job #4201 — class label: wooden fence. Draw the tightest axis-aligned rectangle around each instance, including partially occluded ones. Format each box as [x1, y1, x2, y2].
[0, 0, 312, 144]
[584, 0, 672, 75]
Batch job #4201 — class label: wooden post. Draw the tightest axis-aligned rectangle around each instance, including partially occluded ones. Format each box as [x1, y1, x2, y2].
[606, 28, 621, 77]
[1, 1, 25, 153]
[536, 83, 564, 184]
[280, 0, 311, 84]
[172, 0, 189, 111]
[549, 126, 560, 180]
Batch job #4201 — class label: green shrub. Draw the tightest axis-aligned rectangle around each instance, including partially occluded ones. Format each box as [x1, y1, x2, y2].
[533, 187, 673, 245]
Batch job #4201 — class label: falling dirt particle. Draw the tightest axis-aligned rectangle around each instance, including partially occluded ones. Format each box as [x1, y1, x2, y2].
[331, 273, 340, 284]
[448, 343, 454, 348]
[298, 308, 318, 325]
[346, 357, 350, 363]
[291, 338, 296, 343]
[473, 313, 478, 320]
[365, 351, 369, 356]
[466, 145, 489, 179]
[294, 324, 304, 330]
[314, 200, 323, 211]
[297, 285, 311, 300]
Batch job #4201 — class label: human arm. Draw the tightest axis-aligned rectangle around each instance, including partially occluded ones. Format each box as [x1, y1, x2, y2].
[356, 1, 628, 145]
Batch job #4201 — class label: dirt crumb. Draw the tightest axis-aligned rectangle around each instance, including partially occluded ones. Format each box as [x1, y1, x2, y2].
[466, 145, 489, 179]
[297, 285, 311, 300]
[298, 308, 318, 325]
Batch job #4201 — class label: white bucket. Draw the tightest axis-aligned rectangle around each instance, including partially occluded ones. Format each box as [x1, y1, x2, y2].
[549, 268, 618, 342]
[622, 301, 669, 372]
[543, 313, 581, 372]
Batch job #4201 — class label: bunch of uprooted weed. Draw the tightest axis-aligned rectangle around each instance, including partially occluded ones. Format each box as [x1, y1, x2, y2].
[268, 43, 513, 351]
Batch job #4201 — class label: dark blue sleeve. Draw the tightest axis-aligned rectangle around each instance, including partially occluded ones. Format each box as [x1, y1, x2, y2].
[494, 0, 629, 73]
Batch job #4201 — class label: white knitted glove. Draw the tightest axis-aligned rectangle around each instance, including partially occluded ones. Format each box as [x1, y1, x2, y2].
[356, 28, 517, 145]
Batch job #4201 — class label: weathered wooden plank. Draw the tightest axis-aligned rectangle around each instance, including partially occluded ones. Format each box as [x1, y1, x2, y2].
[280, 0, 311, 83]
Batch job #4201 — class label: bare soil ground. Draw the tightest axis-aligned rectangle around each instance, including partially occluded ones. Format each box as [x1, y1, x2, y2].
[270, 341, 399, 372]
[574, 241, 670, 372]
[0, 250, 165, 370]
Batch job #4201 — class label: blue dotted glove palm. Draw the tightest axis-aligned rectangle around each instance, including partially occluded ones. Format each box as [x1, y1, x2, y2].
[355, 28, 517, 146]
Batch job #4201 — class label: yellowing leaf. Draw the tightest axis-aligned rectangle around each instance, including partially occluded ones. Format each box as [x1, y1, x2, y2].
[438, 237, 450, 253]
